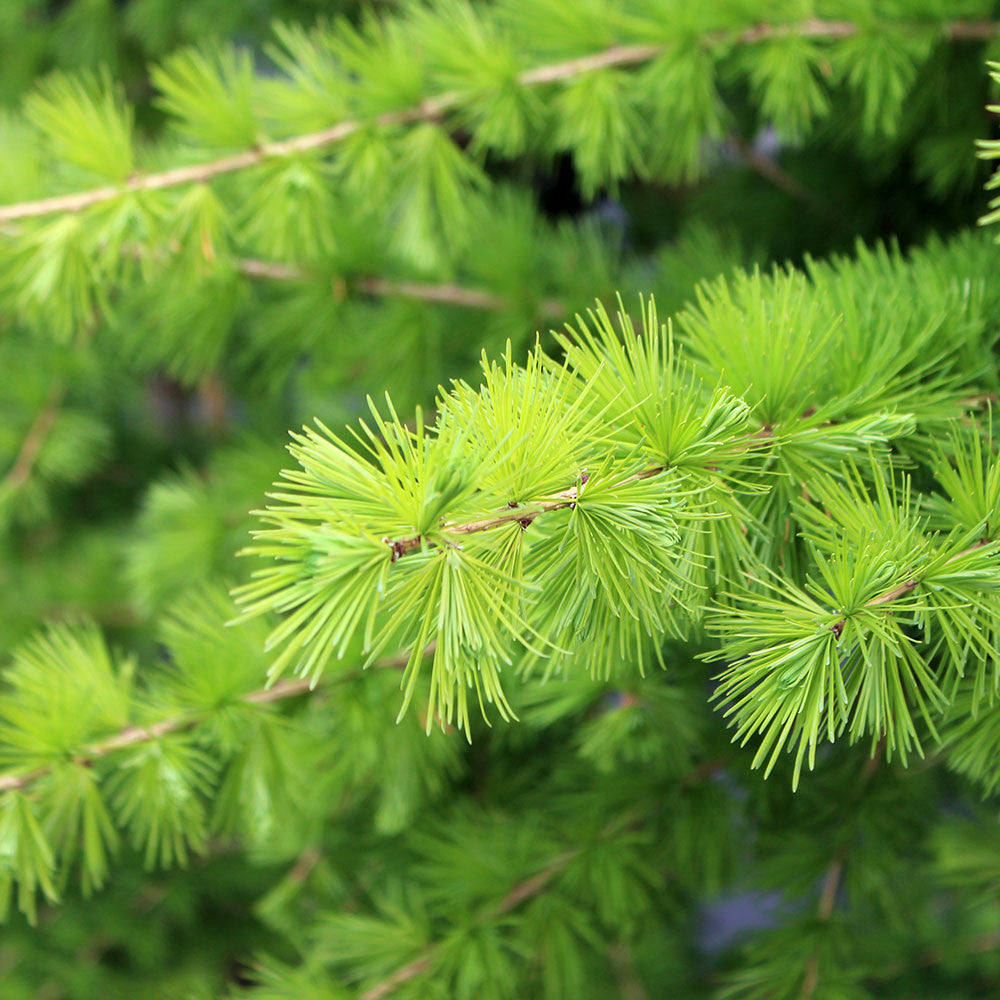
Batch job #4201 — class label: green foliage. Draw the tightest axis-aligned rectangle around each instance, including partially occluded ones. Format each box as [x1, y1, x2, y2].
[235, 302, 766, 731]
[23, 70, 133, 182]
[3, 1, 1000, 998]
[152, 45, 259, 150]
[0, 0, 993, 386]
[977, 59, 1000, 229]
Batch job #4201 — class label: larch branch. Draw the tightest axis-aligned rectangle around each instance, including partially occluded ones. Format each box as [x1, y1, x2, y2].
[831, 538, 994, 635]
[356, 759, 721, 1000]
[0, 20, 997, 223]
[383, 420, 781, 560]
[384, 466, 669, 561]
[358, 852, 575, 1000]
[728, 134, 820, 208]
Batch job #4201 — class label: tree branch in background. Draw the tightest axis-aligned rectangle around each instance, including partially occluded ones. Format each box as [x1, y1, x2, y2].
[728, 134, 820, 208]
[357, 779, 712, 1000]
[3, 383, 64, 491]
[237, 257, 566, 317]
[799, 747, 883, 1000]
[1, 20, 998, 223]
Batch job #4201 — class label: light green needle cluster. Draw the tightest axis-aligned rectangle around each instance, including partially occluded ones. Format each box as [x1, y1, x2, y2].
[711, 448, 1000, 788]
[236, 252, 1000, 762]
[236, 301, 760, 735]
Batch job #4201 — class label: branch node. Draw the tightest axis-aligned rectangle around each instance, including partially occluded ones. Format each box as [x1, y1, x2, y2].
[383, 536, 410, 562]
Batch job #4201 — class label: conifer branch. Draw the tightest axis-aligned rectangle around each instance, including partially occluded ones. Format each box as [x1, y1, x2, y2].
[117, 243, 567, 316]
[872, 928, 1000, 980]
[383, 418, 780, 561]
[360, 954, 436, 1000]
[0, 19, 997, 223]
[1, 3, 1000, 989]
[728, 134, 819, 208]
[356, 756, 719, 1000]
[357, 278, 565, 318]
[287, 845, 323, 885]
[830, 537, 993, 636]
[385, 467, 667, 560]
[0, 694, 260, 795]
[0, 656, 409, 795]
[359, 850, 576, 1000]
[0, 45, 652, 223]
[944, 19, 1000, 40]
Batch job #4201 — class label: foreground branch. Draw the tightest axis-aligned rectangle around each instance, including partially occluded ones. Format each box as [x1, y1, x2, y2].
[384, 419, 782, 560]
[1, 19, 997, 223]
[385, 466, 667, 560]
[830, 538, 993, 637]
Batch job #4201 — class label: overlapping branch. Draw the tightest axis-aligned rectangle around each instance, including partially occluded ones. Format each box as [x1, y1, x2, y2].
[829, 537, 993, 638]
[359, 850, 576, 1000]
[354, 768, 717, 1000]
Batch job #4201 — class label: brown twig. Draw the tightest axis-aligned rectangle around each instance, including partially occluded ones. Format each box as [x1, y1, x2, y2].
[383, 420, 782, 560]
[1, 20, 998, 223]
[871, 927, 1000, 981]
[361, 955, 436, 1000]
[358, 277, 564, 319]
[609, 940, 650, 1000]
[799, 744, 883, 999]
[3, 383, 64, 491]
[236, 258, 566, 317]
[124, 248, 565, 317]
[946, 19, 1000, 39]
[384, 467, 666, 560]
[288, 845, 323, 884]
[797, 866, 843, 996]
[728, 134, 820, 208]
